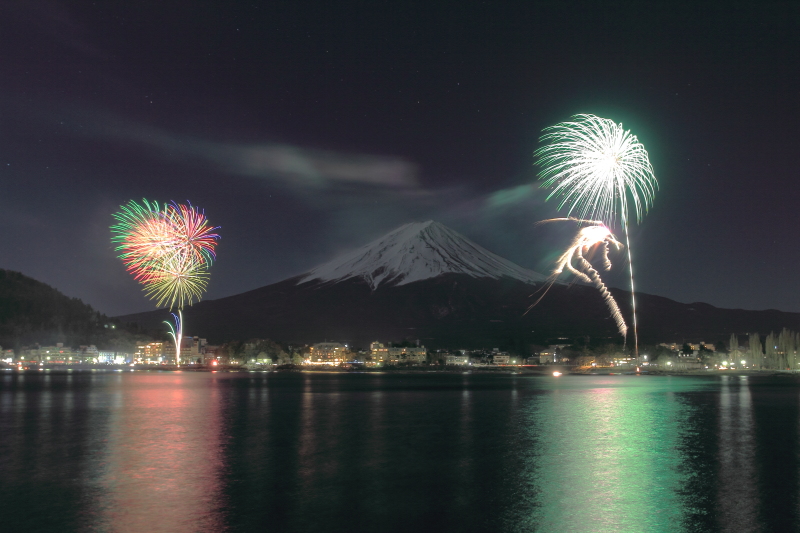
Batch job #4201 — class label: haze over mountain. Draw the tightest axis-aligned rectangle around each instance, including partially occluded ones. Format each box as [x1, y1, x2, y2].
[117, 221, 800, 351]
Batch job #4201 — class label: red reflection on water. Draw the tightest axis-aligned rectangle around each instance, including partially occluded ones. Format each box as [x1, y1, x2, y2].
[95, 373, 227, 532]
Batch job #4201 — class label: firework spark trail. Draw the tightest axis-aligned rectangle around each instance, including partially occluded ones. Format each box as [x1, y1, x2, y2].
[111, 200, 174, 280]
[168, 201, 219, 266]
[111, 199, 219, 365]
[532, 221, 628, 338]
[566, 227, 627, 338]
[535, 114, 657, 355]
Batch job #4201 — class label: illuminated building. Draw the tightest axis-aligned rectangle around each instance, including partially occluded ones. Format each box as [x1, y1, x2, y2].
[445, 355, 469, 365]
[78, 345, 99, 362]
[493, 354, 510, 365]
[203, 345, 222, 365]
[537, 350, 556, 364]
[183, 336, 208, 364]
[392, 346, 427, 363]
[370, 342, 427, 365]
[370, 342, 389, 362]
[98, 351, 129, 364]
[136, 342, 164, 364]
[35, 344, 76, 363]
[307, 342, 349, 365]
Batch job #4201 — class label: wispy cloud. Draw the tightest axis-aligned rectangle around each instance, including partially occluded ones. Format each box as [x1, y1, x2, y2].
[4, 96, 556, 270]
[222, 144, 418, 188]
[484, 184, 540, 210]
[90, 115, 419, 189]
[95, 112, 553, 241]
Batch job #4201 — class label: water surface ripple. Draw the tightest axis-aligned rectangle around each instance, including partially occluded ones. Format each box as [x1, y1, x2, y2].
[1, 371, 797, 532]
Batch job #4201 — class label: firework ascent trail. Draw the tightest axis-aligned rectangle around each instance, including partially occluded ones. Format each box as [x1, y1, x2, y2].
[111, 199, 219, 365]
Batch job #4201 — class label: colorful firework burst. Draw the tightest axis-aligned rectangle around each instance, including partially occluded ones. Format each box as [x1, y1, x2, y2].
[111, 199, 219, 366]
[111, 199, 219, 309]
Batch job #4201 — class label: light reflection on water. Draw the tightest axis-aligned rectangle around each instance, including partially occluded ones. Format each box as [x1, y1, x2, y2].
[516, 376, 695, 532]
[1, 371, 798, 532]
[716, 375, 759, 532]
[88, 373, 228, 532]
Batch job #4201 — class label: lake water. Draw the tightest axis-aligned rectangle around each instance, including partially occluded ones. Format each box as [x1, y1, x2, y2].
[1, 371, 798, 532]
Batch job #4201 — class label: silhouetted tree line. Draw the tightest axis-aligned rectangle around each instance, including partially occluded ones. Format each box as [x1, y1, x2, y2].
[220, 338, 303, 364]
[733, 330, 800, 370]
[0, 269, 155, 351]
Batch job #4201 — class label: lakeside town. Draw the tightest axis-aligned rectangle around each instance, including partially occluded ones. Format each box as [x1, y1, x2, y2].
[3, 333, 794, 372]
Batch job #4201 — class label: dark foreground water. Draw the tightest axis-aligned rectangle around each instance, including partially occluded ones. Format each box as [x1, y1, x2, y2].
[1, 371, 799, 532]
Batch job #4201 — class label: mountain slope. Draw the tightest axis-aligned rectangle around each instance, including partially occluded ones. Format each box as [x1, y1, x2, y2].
[0, 269, 152, 349]
[119, 273, 800, 349]
[117, 221, 800, 349]
[120, 274, 615, 348]
[300, 220, 548, 289]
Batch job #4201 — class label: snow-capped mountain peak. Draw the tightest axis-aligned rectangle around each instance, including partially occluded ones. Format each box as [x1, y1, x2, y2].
[299, 220, 548, 289]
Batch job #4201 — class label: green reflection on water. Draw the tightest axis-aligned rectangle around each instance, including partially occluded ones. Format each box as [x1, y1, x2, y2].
[515, 376, 713, 533]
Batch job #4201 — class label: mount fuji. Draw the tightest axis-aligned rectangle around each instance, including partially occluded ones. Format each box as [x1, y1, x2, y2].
[118, 221, 800, 349]
[299, 221, 548, 289]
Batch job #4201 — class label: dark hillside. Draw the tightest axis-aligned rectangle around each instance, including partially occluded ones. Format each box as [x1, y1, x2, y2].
[118, 273, 800, 350]
[0, 269, 153, 350]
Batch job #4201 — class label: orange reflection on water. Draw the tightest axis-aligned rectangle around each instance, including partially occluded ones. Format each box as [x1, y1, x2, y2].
[94, 373, 227, 532]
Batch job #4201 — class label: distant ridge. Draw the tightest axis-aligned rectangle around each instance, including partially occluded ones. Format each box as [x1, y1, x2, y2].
[300, 220, 548, 289]
[117, 221, 800, 348]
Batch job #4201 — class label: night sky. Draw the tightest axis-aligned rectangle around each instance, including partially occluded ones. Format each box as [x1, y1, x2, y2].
[1, 1, 798, 317]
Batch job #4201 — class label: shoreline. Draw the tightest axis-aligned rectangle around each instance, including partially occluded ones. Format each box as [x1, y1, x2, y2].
[4, 363, 797, 379]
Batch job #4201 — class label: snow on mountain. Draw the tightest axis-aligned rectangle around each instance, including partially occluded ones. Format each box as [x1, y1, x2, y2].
[299, 220, 549, 289]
